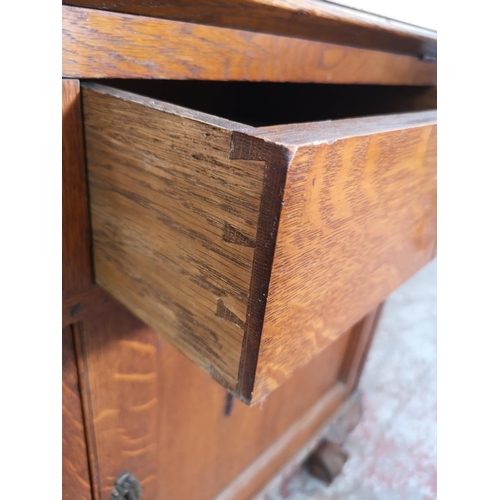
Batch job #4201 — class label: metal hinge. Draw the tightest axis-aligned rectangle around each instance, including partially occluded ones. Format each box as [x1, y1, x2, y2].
[110, 472, 142, 500]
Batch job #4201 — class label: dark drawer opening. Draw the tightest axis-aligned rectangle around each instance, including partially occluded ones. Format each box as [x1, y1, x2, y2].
[84, 80, 436, 128]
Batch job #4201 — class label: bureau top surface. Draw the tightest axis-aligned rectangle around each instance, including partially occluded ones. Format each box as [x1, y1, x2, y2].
[63, 0, 437, 59]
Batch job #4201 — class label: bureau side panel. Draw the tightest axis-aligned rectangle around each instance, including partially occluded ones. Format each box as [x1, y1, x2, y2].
[62, 326, 92, 500]
[63, 7, 436, 85]
[62, 79, 93, 297]
[62, 1, 436, 59]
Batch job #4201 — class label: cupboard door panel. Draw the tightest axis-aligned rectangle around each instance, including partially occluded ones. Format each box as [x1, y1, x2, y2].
[77, 298, 353, 500]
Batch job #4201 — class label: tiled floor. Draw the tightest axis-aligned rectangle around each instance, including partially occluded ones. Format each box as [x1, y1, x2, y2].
[266, 259, 437, 500]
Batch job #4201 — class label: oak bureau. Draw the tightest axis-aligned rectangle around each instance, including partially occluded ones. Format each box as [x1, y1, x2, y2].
[62, 2, 437, 499]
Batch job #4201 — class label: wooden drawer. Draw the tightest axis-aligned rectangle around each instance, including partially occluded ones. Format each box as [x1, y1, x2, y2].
[81, 83, 436, 404]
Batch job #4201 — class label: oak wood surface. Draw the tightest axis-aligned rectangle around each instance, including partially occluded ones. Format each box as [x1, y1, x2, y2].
[63, 7, 436, 85]
[215, 384, 348, 500]
[247, 305, 380, 498]
[254, 389, 363, 499]
[63, 285, 115, 328]
[218, 299, 381, 499]
[62, 79, 92, 296]
[62, 327, 92, 500]
[253, 115, 437, 399]
[252, 110, 437, 145]
[62, 0, 436, 58]
[83, 84, 266, 392]
[76, 297, 353, 500]
[82, 84, 436, 402]
[340, 302, 384, 389]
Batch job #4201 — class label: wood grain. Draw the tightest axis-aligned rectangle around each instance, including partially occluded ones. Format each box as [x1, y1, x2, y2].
[76, 308, 159, 500]
[252, 114, 437, 400]
[254, 389, 363, 499]
[62, 79, 92, 296]
[215, 384, 348, 500]
[62, 0, 436, 59]
[82, 85, 436, 403]
[77, 298, 353, 500]
[62, 326, 92, 500]
[63, 7, 436, 85]
[340, 302, 385, 389]
[82, 84, 265, 392]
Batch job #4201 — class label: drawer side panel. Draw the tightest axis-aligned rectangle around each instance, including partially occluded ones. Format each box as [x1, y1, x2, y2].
[82, 87, 265, 390]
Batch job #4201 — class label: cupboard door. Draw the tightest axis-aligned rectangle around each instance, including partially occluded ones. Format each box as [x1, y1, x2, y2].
[75, 297, 368, 500]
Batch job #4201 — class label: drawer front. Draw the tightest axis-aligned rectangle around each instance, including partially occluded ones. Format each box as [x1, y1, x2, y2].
[82, 84, 436, 404]
[253, 120, 436, 399]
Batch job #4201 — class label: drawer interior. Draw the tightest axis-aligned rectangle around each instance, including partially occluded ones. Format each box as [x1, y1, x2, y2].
[86, 80, 436, 127]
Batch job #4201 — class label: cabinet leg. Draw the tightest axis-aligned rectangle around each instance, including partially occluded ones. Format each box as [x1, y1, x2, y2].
[304, 439, 349, 485]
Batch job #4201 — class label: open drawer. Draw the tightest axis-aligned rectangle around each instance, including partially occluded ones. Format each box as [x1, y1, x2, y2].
[81, 82, 436, 404]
